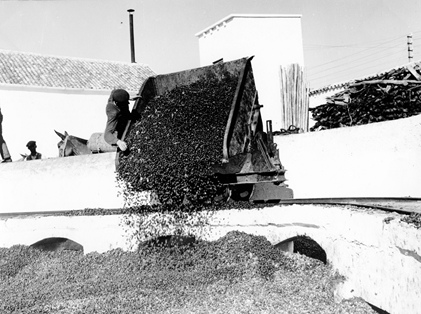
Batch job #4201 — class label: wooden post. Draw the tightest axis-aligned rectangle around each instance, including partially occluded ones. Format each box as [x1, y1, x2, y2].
[407, 33, 413, 63]
[278, 64, 309, 132]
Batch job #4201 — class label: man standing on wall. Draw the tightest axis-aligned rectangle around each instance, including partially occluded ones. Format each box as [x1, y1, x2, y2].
[0, 106, 12, 163]
[104, 89, 130, 152]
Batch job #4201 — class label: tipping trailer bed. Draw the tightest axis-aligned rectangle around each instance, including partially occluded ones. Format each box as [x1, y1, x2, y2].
[123, 57, 293, 202]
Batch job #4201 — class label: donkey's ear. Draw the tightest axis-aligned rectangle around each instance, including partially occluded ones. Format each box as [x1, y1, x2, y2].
[54, 130, 65, 140]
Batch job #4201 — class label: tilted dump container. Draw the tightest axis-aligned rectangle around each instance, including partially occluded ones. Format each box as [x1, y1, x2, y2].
[123, 57, 293, 202]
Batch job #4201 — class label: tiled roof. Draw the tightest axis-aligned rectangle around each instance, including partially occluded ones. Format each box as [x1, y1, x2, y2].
[309, 60, 421, 97]
[0, 49, 156, 91]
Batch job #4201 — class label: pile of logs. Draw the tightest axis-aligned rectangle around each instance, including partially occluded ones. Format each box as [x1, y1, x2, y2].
[309, 64, 421, 131]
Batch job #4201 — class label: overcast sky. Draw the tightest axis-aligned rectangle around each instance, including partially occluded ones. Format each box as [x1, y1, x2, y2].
[0, 0, 420, 90]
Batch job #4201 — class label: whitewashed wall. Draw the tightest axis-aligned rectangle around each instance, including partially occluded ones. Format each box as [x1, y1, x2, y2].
[0, 153, 124, 213]
[275, 114, 421, 198]
[0, 86, 136, 161]
[196, 15, 304, 132]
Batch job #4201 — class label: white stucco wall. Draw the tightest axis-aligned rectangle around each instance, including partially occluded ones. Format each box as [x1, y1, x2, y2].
[196, 15, 304, 131]
[0, 214, 131, 254]
[0, 86, 136, 161]
[0, 153, 125, 213]
[275, 114, 421, 198]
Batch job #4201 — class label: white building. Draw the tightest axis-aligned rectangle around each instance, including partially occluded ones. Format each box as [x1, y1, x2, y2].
[0, 49, 155, 161]
[196, 14, 305, 131]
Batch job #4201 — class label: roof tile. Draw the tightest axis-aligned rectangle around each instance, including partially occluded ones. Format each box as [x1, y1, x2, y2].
[0, 49, 156, 91]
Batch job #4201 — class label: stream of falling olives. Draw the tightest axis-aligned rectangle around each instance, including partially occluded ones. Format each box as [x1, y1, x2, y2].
[117, 74, 239, 212]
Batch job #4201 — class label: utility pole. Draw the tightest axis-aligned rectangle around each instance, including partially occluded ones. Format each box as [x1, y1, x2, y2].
[407, 33, 413, 62]
[128, 9, 136, 63]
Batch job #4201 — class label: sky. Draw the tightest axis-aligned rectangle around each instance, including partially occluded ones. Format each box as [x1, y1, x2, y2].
[0, 0, 420, 90]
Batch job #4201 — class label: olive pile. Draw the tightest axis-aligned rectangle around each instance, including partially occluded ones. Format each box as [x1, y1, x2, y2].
[310, 66, 421, 131]
[117, 75, 238, 211]
[401, 212, 421, 229]
[0, 245, 42, 280]
[0, 232, 377, 313]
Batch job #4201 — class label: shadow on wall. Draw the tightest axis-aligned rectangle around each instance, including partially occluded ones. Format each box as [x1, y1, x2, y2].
[30, 237, 83, 253]
[274, 235, 327, 264]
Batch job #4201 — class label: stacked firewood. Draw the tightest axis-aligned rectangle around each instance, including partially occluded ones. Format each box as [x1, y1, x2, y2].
[309, 64, 421, 131]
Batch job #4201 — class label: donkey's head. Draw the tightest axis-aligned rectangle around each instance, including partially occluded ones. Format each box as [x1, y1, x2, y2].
[55, 130, 90, 157]
[55, 130, 72, 157]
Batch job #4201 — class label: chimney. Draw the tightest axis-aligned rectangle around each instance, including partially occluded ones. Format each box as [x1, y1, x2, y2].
[128, 9, 136, 63]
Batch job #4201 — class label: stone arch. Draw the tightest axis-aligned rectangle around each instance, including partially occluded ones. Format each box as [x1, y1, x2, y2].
[30, 237, 83, 252]
[274, 235, 327, 264]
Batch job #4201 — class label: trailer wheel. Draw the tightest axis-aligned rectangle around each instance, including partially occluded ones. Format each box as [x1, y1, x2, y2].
[228, 184, 254, 201]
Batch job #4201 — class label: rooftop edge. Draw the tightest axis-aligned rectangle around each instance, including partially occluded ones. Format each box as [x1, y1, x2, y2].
[195, 14, 302, 37]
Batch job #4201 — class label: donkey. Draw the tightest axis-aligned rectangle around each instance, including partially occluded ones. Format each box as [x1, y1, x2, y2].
[55, 130, 92, 157]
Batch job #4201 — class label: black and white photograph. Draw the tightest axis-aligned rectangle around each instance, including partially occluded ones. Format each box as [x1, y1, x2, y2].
[0, 0, 420, 313]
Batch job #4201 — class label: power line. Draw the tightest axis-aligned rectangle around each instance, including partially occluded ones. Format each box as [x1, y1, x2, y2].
[304, 32, 421, 89]
[309, 50, 404, 83]
[308, 53, 406, 88]
[309, 50, 405, 81]
[304, 44, 406, 51]
[305, 34, 405, 70]
[304, 34, 413, 50]
[306, 42, 404, 79]
[309, 30, 421, 48]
